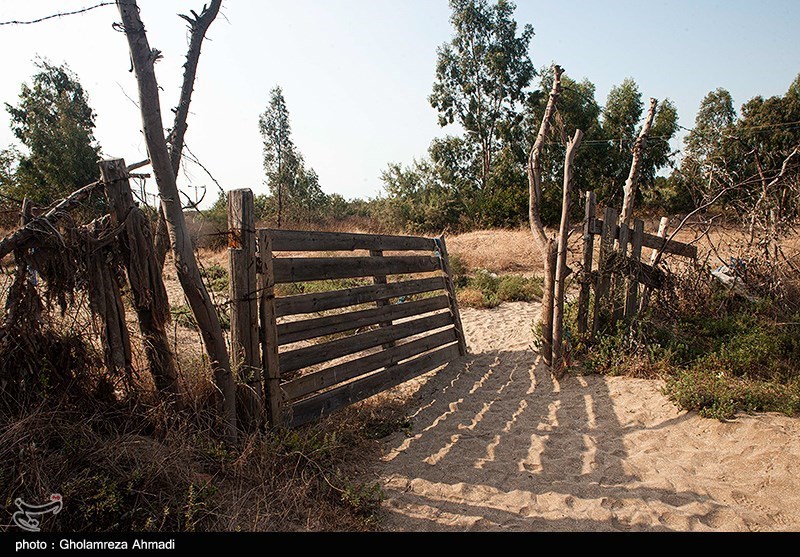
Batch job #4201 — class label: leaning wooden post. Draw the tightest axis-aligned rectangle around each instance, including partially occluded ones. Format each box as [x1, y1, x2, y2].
[591, 207, 618, 339]
[258, 229, 285, 427]
[577, 191, 596, 336]
[228, 190, 262, 425]
[437, 235, 467, 357]
[625, 219, 645, 318]
[553, 129, 584, 370]
[370, 250, 396, 350]
[99, 158, 178, 399]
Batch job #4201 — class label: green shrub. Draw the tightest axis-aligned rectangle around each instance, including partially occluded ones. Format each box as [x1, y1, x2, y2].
[201, 265, 229, 293]
[457, 271, 542, 309]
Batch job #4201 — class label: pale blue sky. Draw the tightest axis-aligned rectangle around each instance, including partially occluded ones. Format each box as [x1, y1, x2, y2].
[1, 1, 798, 204]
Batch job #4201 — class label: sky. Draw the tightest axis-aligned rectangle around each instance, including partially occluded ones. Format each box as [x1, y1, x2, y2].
[0, 0, 799, 207]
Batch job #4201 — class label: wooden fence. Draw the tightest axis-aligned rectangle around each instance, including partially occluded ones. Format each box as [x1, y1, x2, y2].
[227, 190, 467, 428]
[576, 191, 698, 339]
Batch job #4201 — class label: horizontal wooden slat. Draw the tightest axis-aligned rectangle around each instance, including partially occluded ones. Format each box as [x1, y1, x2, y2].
[277, 295, 451, 345]
[274, 276, 447, 317]
[289, 343, 462, 427]
[591, 219, 697, 258]
[264, 229, 437, 252]
[273, 255, 440, 284]
[279, 312, 454, 374]
[282, 328, 459, 401]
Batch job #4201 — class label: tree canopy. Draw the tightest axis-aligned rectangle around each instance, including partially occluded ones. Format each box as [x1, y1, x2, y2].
[3, 59, 101, 205]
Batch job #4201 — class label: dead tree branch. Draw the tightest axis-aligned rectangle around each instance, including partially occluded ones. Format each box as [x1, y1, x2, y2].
[620, 98, 658, 227]
[154, 0, 222, 267]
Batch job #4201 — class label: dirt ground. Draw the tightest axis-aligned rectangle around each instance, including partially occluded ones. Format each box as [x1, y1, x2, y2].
[367, 301, 800, 532]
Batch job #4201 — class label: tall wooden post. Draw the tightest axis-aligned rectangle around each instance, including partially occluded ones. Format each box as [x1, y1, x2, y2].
[591, 207, 618, 339]
[553, 130, 584, 369]
[99, 158, 178, 399]
[625, 219, 645, 318]
[612, 222, 630, 324]
[437, 235, 467, 357]
[258, 229, 284, 427]
[228, 189, 262, 427]
[577, 192, 596, 336]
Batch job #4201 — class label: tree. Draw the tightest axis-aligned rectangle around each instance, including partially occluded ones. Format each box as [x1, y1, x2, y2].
[429, 0, 535, 193]
[599, 78, 678, 207]
[519, 67, 604, 224]
[259, 86, 295, 228]
[117, 0, 236, 442]
[4, 59, 100, 205]
[259, 86, 328, 226]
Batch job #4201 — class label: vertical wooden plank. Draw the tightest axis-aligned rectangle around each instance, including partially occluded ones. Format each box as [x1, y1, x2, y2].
[228, 189, 261, 408]
[577, 192, 596, 336]
[258, 229, 284, 427]
[369, 249, 395, 350]
[612, 221, 630, 324]
[650, 217, 670, 265]
[625, 219, 645, 318]
[437, 235, 467, 357]
[591, 207, 617, 339]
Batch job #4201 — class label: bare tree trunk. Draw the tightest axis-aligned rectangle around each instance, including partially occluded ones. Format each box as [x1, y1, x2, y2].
[154, 0, 223, 269]
[277, 183, 283, 229]
[117, 0, 236, 442]
[552, 129, 584, 371]
[528, 65, 563, 367]
[619, 98, 658, 228]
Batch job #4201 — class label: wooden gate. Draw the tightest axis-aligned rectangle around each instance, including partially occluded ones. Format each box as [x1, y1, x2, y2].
[575, 191, 698, 339]
[227, 190, 467, 428]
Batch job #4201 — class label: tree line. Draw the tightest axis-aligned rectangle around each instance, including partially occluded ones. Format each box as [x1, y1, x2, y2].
[1, 0, 798, 238]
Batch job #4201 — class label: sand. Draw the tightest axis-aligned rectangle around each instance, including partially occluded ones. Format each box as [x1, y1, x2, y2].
[372, 301, 800, 532]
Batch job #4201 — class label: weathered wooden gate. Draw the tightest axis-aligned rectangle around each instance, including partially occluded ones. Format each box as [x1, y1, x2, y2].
[576, 191, 698, 339]
[227, 190, 467, 428]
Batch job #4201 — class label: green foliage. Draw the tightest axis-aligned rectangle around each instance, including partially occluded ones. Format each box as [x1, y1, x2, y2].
[3, 59, 100, 205]
[576, 269, 800, 420]
[457, 270, 542, 308]
[430, 0, 535, 192]
[201, 265, 229, 293]
[258, 86, 330, 227]
[678, 74, 800, 221]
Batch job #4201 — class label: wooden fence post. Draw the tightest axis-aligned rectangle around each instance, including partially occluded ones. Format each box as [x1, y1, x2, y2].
[625, 219, 645, 318]
[612, 221, 630, 323]
[228, 189, 262, 426]
[577, 191, 596, 336]
[99, 158, 177, 398]
[258, 229, 284, 427]
[591, 207, 617, 339]
[437, 235, 467, 357]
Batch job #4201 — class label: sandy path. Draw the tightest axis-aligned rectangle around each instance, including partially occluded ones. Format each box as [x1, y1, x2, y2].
[373, 301, 800, 532]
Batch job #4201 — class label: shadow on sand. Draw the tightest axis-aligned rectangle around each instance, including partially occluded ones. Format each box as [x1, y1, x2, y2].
[377, 346, 721, 531]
